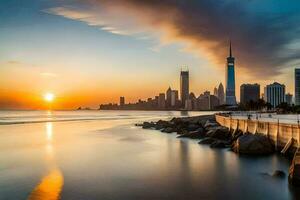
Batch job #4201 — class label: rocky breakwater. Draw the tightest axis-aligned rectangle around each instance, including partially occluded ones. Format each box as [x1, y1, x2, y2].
[136, 114, 275, 154]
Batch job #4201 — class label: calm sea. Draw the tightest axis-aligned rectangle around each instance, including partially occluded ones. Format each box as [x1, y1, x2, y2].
[0, 110, 297, 200]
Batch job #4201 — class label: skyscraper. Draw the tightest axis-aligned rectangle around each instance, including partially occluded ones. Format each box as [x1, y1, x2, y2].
[295, 69, 300, 105]
[158, 93, 165, 109]
[120, 96, 125, 106]
[225, 42, 237, 105]
[264, 82, 285, 108]
[213, 87, 218, 96]
[240, 84, 260, 105]
[217, 83, 225, 105]
[180, 70, 189, 107]
[170, 90, 179, 107]
[166, 87, 172, 108]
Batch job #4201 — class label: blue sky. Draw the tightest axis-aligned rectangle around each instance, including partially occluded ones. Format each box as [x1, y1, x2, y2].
[1, 0, 300, 109]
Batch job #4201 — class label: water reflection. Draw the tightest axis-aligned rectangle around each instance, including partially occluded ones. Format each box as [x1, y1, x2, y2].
[46, 122, 52, 141]
[28, 122, 64, 200]
[27, 169, 64, 200]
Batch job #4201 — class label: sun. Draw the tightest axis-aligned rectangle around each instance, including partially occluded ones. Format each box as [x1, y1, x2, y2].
[44, 93, 55, 102]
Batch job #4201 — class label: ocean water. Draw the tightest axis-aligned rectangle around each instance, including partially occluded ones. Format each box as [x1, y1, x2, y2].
[0, 110, 298, 200]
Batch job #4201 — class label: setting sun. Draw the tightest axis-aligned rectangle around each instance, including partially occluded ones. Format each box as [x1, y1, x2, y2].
[44, 93, 55, 102]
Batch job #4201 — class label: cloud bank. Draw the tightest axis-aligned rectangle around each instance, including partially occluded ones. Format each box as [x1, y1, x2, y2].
[47, 0, 300, 78]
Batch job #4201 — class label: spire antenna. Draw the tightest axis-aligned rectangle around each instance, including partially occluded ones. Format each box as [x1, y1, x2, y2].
[229, 40, 232, 57]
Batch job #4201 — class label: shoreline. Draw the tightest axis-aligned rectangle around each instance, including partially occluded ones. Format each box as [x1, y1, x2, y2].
[137, 113, 300, 186]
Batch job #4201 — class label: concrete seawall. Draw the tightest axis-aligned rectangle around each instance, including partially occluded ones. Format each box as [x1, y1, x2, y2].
[216, 114, 300, 150]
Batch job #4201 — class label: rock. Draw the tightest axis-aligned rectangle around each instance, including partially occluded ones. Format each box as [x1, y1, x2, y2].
[142, 122, 155, 129]
[161, 127, 175, 133]
[210, 140, 228, 148]
[204, 120, 219, 129]
[232, 129, 243, 141]
[156, 120, 173, 128]
[232, 133, 274, 155]
[177, 129, 188, 135]
[198, 137, 216, 145]
[187, 123, 200, 131]
[206, 127, 231, 141]
[272, 170, 285, 178]
[177, 128, 206, 139]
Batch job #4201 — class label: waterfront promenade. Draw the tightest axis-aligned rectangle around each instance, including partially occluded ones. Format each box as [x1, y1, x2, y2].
[216, 113, 300, 150]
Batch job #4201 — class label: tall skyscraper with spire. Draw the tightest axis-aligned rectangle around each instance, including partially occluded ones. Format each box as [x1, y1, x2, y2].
[225, 41, 237, 105]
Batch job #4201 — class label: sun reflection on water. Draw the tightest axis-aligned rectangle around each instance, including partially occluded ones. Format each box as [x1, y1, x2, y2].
[27, 169, 64, 200]
[46, 122, 52, 141]
[27, 122, 63, 200]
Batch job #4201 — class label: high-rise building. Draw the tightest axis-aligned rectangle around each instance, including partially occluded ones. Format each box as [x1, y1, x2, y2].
[295, 69, 300, 105]
[158, 93, 165, 109]
[285, 93, 293, 105]
[171, 90, 178, 107]
[218, 83, 225, 105]
[180, 70, 189, 107]
[166, 87, 172, 108]
[210, 95, 220, 109]
[196, 91, 210, 110]
[213, 87, 218, 96]
[264, 82, 285, 108]
[120, 96, 125, 106]
[196, 91, 219, 110]
[185, 93, 196, 110]
[225, 42, 237, 105]
[240, 84, 260, 104]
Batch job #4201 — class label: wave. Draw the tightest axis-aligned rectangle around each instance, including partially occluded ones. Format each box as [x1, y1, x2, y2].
[0, 110, 212, 125]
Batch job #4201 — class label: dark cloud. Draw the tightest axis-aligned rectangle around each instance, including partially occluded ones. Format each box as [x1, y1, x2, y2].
[49, 0, 300, 78]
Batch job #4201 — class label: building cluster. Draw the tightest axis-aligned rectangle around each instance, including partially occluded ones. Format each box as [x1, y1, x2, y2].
[100, 71, 225, 111]
[100, 42, 300, 111]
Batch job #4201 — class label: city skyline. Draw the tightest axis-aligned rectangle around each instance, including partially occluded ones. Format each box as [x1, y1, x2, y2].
[1, 0, 300, 110]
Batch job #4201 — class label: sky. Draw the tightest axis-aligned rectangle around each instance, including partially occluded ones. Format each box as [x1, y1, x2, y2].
[1, 0, 300, 110]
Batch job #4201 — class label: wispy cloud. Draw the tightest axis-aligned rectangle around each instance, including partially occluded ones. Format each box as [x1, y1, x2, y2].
[47, 0, 300, 78]
[7, 60, 20, 64]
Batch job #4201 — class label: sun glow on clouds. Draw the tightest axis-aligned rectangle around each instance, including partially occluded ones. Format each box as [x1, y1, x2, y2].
[46, 0, 300, 79]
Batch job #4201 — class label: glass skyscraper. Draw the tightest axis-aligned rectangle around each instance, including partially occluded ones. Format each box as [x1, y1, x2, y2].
[225, 42, 237, 105]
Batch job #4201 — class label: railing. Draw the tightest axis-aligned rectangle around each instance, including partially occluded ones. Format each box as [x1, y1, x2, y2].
[216, 114, 300, 149]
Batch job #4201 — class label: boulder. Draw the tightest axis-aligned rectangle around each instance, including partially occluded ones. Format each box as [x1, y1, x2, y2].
[198, 137, 216, 145]
[187, 123, 201, 131]
[176, 129, 188, 135]
[161, 127, 175, 133]
[206, 127, 231, 141]
[142, 122, 155, 129]
[232, 129, 243, 141]
[204, 120, 219, 129]
[156, 120, 173, 128]
[177, 128, 206, 139]
[195, 115, 216, 125]
[154, 124, 164, 130]
[210, 140, 229, 148]
[232, 133, 274, 155]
